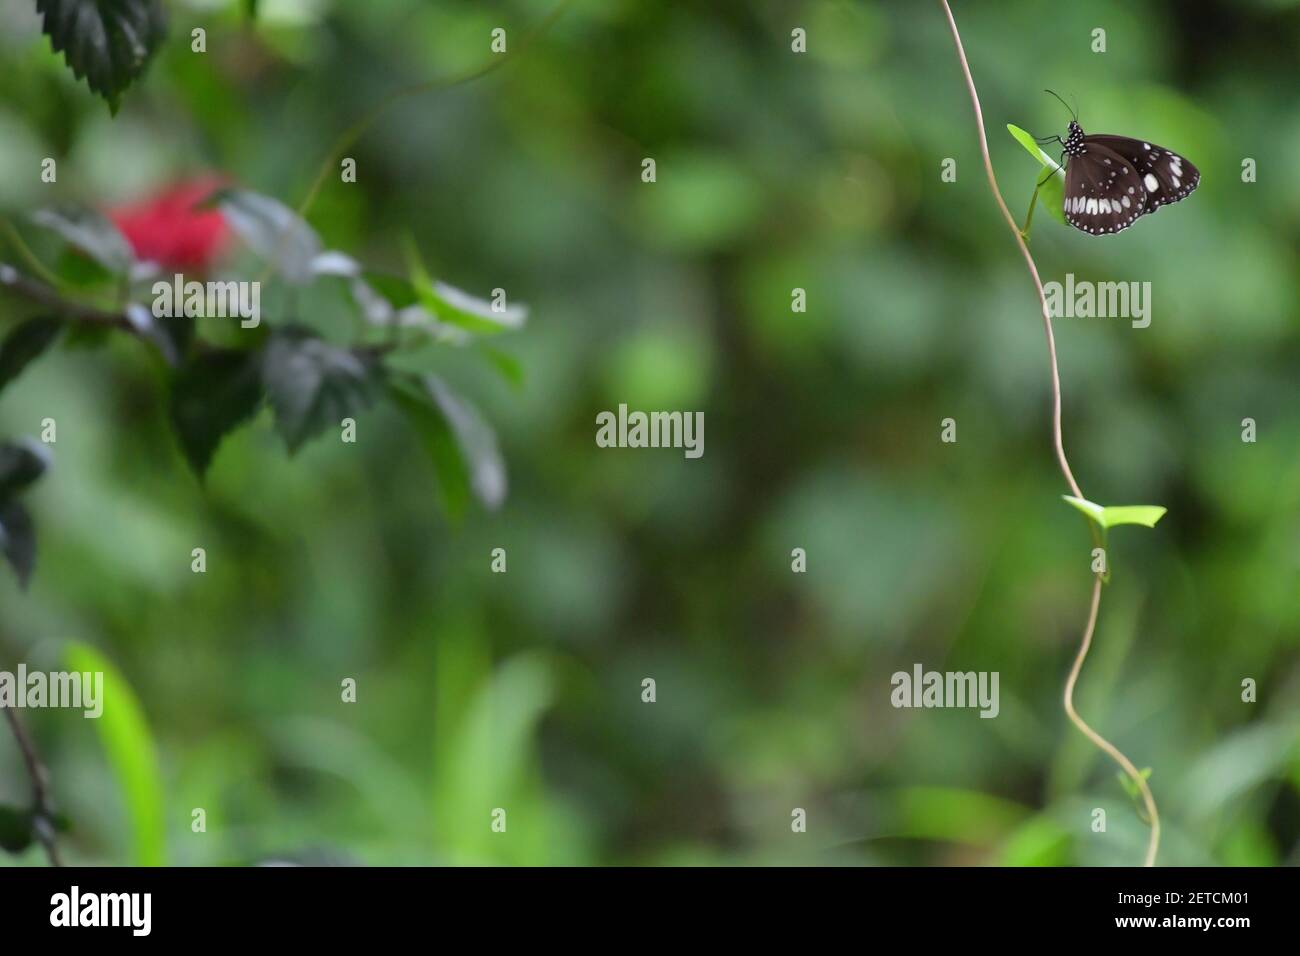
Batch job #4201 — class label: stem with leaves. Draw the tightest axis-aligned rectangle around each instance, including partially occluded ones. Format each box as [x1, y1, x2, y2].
[937, 0, 1159, 867]
[2, 706, 62, 866]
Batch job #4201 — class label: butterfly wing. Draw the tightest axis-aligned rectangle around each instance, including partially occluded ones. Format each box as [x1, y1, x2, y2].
[1086, 134, 1200, 214]
[1062, 143, 1147, 236]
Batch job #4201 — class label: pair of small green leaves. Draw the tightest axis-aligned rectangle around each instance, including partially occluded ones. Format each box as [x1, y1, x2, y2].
[1117, 767, 1154, 824]
[1062, 495, 1166, 530]
[1007, 124, 1066, 227]
[36, 0, 167, 114]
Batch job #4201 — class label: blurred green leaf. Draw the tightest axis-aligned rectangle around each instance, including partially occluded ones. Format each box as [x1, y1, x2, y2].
[433, 653, 554, 864]
[1007, 124, 1066, 226]
[479, 345, 525, 389]
[29, 206, 135, 273]
[997, 816, 1074, 866]
[390, 374, 506, 514]
[891, 786, 1029, 845]
[1185, 723, 1300, 822]
[64, 642, 166, 866]
[403, 238, 526, 336]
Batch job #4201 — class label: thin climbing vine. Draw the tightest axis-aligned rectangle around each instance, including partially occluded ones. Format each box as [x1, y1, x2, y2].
[938, 0, 1166, 866]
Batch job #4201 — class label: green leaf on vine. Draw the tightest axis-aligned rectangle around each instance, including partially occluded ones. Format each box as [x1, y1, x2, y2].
[35, 0, 168, 113]
[1007, 124, 1066, 226]
[1062, 495, 1167, 529]
[1117, 767, 1154, 823]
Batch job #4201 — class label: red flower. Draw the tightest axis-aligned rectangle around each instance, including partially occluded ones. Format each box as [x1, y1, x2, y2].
[108, 178, 230, 272]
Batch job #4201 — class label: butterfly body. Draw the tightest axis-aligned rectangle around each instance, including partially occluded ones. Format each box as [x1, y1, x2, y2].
[1059, 120, 1199, 236]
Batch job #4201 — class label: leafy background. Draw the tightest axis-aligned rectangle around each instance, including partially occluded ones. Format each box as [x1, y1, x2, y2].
[1, 0, 1298, 866]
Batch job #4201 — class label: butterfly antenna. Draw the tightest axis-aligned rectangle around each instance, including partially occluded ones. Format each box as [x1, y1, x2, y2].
[1043, 89, 1076, 122]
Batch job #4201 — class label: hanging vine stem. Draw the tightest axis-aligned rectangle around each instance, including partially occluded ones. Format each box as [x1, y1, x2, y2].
[2, 706, 62, 866]
[294, 0, 575, 224]
[937, 0, 1159, 866]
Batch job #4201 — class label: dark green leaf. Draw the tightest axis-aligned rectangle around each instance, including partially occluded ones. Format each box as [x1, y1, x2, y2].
[0, 500, 36, 589]
[0, 806, 34, 854]
[170, 348, 264, 477]
[35, 0, 167, 111]
[390, 374, 505, 515]
[0, 318, 63, 394]
[30, 206, 135, 273]
[0, 440, 51, 498]
[262, 331, 377, 453]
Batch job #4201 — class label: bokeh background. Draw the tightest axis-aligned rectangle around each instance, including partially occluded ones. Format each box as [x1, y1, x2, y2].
[2, 0, 1298, 866]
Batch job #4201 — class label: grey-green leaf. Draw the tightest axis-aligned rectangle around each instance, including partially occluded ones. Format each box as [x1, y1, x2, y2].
[390, 374, 506, 515]
[29, 206, 136, 274]
[262, 331, 377, 453]
[213, 189, 322, 285]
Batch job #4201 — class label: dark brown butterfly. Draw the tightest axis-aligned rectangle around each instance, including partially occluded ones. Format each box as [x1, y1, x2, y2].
[1051, 117, 1200, 237]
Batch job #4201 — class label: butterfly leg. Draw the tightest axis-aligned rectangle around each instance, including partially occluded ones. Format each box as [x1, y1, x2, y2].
[1036, 151, 1066, 187]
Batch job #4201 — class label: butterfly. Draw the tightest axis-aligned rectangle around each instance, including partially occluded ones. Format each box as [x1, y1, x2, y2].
[1038, 97, 1200, 236]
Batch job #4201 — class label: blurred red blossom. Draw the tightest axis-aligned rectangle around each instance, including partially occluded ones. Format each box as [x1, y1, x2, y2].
[108, 178, 230, 272]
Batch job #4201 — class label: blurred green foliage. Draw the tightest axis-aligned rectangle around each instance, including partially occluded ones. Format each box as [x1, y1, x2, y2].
[2, 0, 1298, 866]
